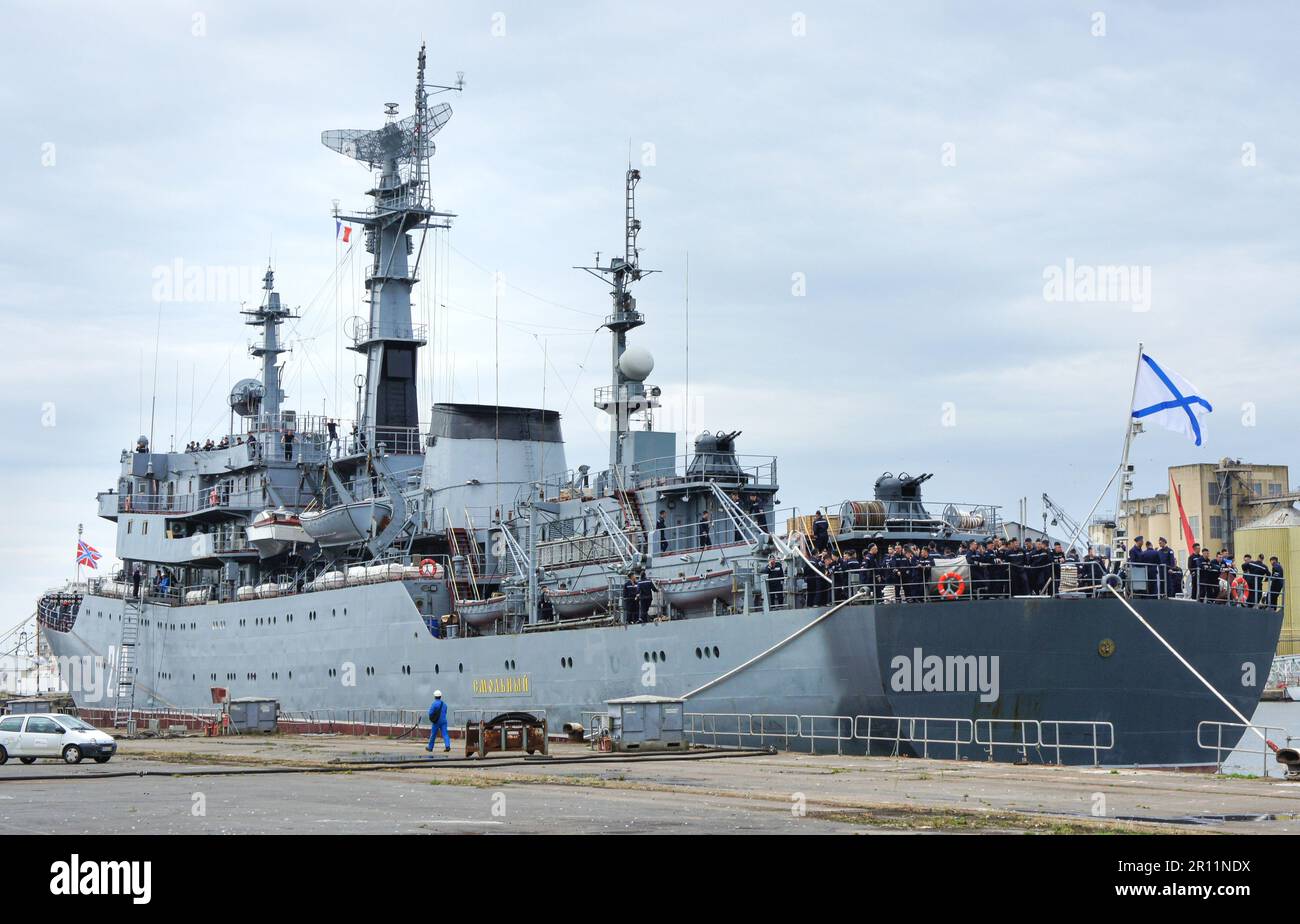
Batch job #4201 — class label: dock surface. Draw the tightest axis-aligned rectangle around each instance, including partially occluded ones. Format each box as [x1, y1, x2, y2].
[3, 735, 1298, 834]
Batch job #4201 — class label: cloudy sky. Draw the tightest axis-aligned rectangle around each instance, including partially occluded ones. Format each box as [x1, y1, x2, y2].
[2, 1, 1298, 636]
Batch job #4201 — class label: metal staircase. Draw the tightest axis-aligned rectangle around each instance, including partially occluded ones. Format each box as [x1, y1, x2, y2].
[708, 482, 768, 548]
[613, 489, 646, 543]
[112, 594, 141, 731]
[593, 503, 640, 567]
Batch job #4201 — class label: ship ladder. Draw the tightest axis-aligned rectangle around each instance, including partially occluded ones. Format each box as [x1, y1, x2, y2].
[111, 595, 142, 733]
[614, 489, 647, 547]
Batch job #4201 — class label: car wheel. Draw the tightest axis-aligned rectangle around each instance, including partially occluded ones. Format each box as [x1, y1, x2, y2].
[62, 745, 83, 765]
[0, 745, 7, 765]
[93, 756, 112, 764]
[19, 757, 37, 765]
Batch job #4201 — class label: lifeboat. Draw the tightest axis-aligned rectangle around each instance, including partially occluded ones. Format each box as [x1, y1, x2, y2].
[547, 585, 611, 618]
[299, 499, 393, 547]
[457, 594, 507, 628]
[657, 569, 734, 612]
[245, 507, 314, 559]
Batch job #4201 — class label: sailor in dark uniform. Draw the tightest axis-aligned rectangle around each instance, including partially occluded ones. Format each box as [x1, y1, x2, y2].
[1269, 557, 1285, 610]
[1155, 538, 1176, 598]
[899, 547, 920, 601]
[1126, 536, 1147, 597]
[1241, 554, 1268, 608]
[862, 544, 880, 602]
[637, 571, 655, 623]
[1187, 543, 1203, 601]
[1201, 551, 1222, 602]
[1050, 542, 1066, 594]
[831, 552, 849, 603]
[764, 555, 785, 607]
[1005, 539, 1027, 596]
[622, 574, 640, 623]
[964, 541, 983, 598]
[655, 511, 668, 554]
[916, 547, 933, 601]
[750, 494, 770, 534]
[537, 589, 555, 623]
[811, 511, 830, 553]
[1027, 539, 1049, 594]
[698, 511, 711, 549]
[1081, 548, 1103, 596]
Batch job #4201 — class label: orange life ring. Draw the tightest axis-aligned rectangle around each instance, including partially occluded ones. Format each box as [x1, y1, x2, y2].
[1230, 575, 1249, 603]
[418, 558, 441, 579]
[937, 571, 966, 600]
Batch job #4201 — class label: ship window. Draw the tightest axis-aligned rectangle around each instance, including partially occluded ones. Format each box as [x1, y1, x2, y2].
[127, 520, 133, 534]
[713, 646, 720, 658]
[659, 651, 667, 662]
[458, 663, 463, 673]
[695, 647, 703, 659]
[142, 521, 148, 535]
[435, 665, 439, 673]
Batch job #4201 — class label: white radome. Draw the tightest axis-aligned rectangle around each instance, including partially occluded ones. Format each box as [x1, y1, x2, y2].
[618, 347, 655, 382]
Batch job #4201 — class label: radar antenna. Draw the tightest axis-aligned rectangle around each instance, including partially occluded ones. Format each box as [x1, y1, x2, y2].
[574, 169, 662, 467]
[318, 43, 463, 457]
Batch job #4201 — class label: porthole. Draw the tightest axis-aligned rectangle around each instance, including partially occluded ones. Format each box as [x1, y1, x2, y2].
[712, 646, 720, 658]
[458, 663, 464, 673]
[695, 647, 703, 659]
[435, 664, 440, 674]
[659, 650, 667, 662]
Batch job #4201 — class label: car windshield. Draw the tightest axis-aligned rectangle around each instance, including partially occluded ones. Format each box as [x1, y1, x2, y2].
[55, 716, 94, 731]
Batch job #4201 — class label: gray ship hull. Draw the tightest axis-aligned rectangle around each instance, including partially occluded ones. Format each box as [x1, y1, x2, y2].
[43, 583, 1280, 768]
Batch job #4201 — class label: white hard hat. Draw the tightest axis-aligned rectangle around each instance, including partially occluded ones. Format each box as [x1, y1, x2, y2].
[434, 690, 442, 698]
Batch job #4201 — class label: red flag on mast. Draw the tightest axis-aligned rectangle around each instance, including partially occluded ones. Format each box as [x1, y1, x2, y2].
[1170, 472, 1196, 552]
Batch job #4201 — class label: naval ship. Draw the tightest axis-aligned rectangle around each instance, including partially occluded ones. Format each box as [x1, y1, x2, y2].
[35, 46, 1282, 767]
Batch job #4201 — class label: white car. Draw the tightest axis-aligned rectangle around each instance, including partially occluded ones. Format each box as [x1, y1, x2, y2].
[0, 713, 117, 765]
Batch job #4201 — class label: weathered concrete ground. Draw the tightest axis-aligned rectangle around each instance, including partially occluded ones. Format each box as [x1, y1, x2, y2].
[3, 734, 1298, 834]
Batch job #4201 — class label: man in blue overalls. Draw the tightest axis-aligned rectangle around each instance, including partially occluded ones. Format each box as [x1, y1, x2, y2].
[426, 691, 451, 753]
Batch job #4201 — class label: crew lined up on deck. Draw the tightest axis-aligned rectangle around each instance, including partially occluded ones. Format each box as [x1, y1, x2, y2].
[788, 532, 1284, 610]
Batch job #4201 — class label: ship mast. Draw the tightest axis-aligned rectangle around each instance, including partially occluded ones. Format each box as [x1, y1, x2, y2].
[577, 168, 660, 469]
[241, 266, 295, 427]
[321, 43, 462, 457]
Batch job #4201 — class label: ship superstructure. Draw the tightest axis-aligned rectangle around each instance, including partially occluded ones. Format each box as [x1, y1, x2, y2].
[34, 46, 1282, 767]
